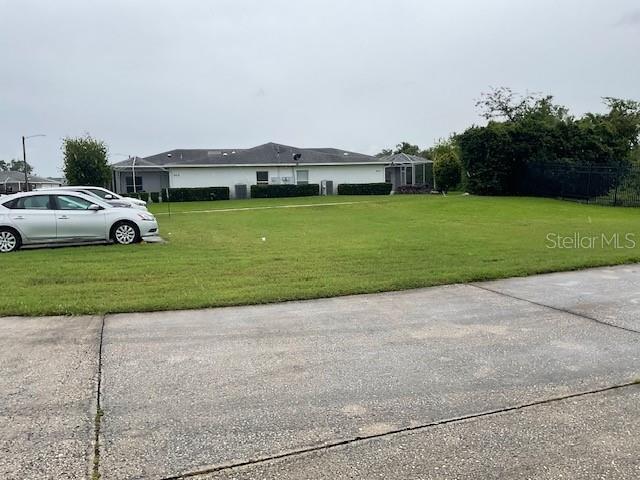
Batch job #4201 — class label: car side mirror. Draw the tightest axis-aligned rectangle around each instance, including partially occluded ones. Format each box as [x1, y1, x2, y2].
[104, 194, 114, 199]
[88, 204, 103, 211]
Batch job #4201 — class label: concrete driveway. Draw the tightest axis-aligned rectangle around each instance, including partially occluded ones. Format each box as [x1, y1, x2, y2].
[1, 265, 639, 480]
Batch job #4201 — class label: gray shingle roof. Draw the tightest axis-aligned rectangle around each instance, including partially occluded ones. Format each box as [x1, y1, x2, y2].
[0, 171, 61, 184]
[111, 143, 386, 168]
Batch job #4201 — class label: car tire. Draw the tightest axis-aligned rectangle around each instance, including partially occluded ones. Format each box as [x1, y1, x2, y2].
[110, 221, 141, 245]
[0, 227, 21, 253]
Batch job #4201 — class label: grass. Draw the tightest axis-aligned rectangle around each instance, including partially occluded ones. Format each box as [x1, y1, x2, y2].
[2, 194, 639, 316]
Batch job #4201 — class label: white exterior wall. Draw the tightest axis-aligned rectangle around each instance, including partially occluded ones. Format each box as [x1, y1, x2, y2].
[169, 164, 385, 198]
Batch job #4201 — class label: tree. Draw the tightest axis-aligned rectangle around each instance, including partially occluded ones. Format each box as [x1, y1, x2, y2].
[460, 88, 640, 195]
[0, 159, 33, 173]
[62, 135, 110, 186]
[475, 87, 568, 122]
[393, 141, 422, 156]
[433, 152, 462, 193]
[10, 159, 33, 174]
[375, 148, 393, 158]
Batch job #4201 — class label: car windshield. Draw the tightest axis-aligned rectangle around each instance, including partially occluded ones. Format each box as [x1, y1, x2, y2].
[87, 188, 119, 199]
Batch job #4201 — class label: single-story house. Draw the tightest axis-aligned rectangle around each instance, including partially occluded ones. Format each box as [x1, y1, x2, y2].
[110, 142, 432, 198]
[0, 171, 63, 194]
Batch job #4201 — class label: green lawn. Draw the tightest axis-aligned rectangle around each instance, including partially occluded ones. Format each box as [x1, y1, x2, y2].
[2, 195, 639, 316]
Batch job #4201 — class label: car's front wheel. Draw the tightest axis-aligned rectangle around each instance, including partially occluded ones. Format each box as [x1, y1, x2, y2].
[110, 221, 141, 245]
[0, 228, 21, 253]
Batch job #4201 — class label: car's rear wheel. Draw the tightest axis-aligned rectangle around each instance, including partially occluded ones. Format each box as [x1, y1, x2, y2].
[111, 221, 141, 245]
[0, 228, 21, 253]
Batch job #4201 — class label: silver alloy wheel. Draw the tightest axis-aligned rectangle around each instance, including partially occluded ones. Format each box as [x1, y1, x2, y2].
[114, 224, 137, 245]
[0, 230, 18, 252]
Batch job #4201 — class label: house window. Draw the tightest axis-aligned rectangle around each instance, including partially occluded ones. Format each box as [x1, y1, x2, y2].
[296, 170, 309, 185]
[256, 171, 269, 184]
[125, 176, 143, 193]
[405, 167, 413, 185]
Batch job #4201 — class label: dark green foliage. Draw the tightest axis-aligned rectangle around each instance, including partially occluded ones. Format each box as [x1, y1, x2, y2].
[138, 192, 150, 202]
[150, 192, 160, 203]
[458, 124, 519, 195]
[376, 142, 427, 158]
[62, 135, 111, 187]
[337, 183, 392, 195]
[167, 187, 230, 202]
[250, 184, 319, 198]
[122, 193, 140, 200]
[0, 159, 33, 174]
[458, 89, 640, 196]
[434, 154, 462, 193]
[427, 138, 462, 193]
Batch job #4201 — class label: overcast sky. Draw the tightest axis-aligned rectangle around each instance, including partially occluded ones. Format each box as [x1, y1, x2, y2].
[1, 0, 639, 176]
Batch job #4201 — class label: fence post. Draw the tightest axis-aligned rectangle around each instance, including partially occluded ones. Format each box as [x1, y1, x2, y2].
[613, 166, 619, 207]
[586, 164, 592, 204]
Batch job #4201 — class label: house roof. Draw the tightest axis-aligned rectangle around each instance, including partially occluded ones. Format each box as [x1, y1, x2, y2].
[384, 153, 433, 165]
[0, 171, 61, 184]
[111, 142, 388, 168]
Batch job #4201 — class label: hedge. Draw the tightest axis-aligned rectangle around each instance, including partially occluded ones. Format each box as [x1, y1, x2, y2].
[150, 192, 160, 203]
[138, 192, 150, 202]
[337, 183, 392, 195]
[122, 193, 140, 200]
[163, 187, 230, 202]
[250, 184, 319, 198]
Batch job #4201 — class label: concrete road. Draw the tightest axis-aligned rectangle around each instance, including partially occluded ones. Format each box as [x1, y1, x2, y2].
[1, 264, 639, 480]
[0, 315, 102, 480]
[98, 264, 640, 480]
[201, 385, 640, 480]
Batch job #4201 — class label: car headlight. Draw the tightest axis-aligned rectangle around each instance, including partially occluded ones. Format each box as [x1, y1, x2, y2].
[137, 213, 156, 221]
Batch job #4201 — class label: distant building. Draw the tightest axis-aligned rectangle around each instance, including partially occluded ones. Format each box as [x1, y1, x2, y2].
[0, 171, 63, 194]
[110, 142, 432, 198]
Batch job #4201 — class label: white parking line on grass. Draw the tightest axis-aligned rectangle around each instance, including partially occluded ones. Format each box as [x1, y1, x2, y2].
[154, 200, 374, 215]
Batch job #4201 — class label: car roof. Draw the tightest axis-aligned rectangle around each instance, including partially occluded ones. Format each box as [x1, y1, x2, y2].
[41, 185, 109, 190]
[2, 189, 113, 208]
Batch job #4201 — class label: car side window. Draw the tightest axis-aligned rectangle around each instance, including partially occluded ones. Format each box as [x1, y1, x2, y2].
[55, 195, 94, 210]
[8, 195, 53, 210]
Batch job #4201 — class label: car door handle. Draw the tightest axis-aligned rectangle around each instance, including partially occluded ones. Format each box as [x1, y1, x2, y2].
[58, 215, 69, 220]
[12, 215, 24, 220]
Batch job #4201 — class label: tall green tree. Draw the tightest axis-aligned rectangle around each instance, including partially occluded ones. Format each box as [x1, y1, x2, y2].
[0, 159, 33, 173]
[62, 135, 110, 186]
[9, 159, 33, 174]
[459, 88, 640, 195]
[393, 141, 422, 156]
[427, 138, 462, 192]
[376, 142, 426, 158]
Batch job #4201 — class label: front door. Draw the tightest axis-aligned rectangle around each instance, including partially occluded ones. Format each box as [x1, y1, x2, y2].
[53, 194, 107, 240]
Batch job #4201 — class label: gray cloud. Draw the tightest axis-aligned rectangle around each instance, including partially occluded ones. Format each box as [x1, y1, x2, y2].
[1, 0, 639, 176]
[616, 10, 640, 26]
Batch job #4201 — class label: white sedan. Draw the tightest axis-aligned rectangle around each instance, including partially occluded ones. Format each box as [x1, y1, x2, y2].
[0, 190, 159, 253]
[38, 185, 148, 210]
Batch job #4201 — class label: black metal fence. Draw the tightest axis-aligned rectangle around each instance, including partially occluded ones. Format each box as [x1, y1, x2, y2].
[518, 162, 640, 207]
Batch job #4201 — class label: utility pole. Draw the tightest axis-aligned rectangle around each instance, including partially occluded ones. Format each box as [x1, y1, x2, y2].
[21, 134, 45, 192]
[22, 136, 28, 192]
